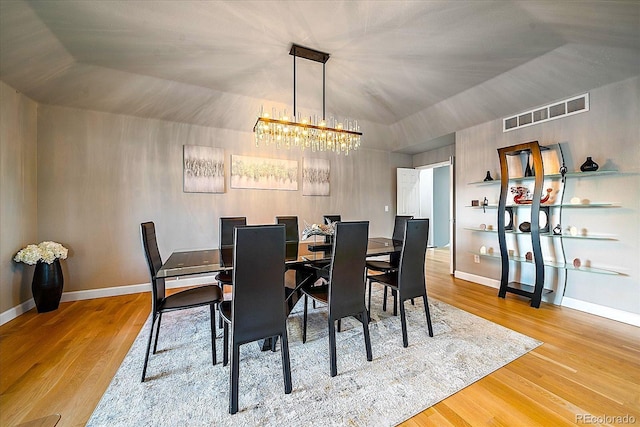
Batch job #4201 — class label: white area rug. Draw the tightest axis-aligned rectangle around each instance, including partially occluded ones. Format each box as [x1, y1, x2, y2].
[88, 293, 541, 426]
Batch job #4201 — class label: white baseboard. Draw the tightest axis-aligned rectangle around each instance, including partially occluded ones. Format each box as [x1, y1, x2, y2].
[0, 274, 218, 326]
[454, 270, 640, 327]
[454, 270, 500, 289]
[561, 297, 640, 327]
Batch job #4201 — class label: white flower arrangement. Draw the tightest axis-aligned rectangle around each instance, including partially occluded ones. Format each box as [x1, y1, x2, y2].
[14, 241, 68, 265]
[301, 220, 336, 240]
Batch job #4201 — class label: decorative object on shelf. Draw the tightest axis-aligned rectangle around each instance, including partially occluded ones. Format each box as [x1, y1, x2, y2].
[471, 200, 479, 207]
[483, 171, 494, 181]
[553, 224, 562, 235]
[487, 247, 494, 255]
[559, 163, 567, 180]
[573, 258, 581, 268]
[525, 251, 533, 261]
[570, 196, 581, 204]
[253, 44, 362, 155]
[569, 226, 578, 236]
[479, 246, 487, 255]
[510, 186, 552, 204]
[539, 206, 550, 233]
[504, 207, 514, 231]
[487, 225, 494, 231]
[524, 153, 534, 177]
[479, 223, 486, 230]
[14, 241, 68, 313]
[519, 222, 531, 233]
[482, 197, 489, 206]
[580, 156, 599, 172]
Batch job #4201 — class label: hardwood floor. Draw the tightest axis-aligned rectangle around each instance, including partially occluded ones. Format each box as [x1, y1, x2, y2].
[1, 248, 638, 426]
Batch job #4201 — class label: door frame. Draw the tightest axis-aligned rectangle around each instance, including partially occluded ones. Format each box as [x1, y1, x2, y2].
[416, 157, 455, 274]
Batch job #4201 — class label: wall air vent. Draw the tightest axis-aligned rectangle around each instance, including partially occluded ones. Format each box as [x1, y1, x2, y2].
[503, 93, 589, 132]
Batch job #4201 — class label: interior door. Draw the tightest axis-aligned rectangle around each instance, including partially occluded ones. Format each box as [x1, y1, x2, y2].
[397, 168, 420, 217]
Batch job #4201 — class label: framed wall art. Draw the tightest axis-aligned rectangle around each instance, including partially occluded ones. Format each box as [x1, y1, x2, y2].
[302, 158, 330, 196]
[183, 145, 225, 193]
[230, 155, 298, 190]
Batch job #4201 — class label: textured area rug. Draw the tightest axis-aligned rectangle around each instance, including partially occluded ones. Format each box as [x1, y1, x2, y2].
[88, 293, 541, 426]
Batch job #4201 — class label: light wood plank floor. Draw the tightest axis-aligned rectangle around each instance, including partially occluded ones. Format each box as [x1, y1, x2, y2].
[1, 248, 638, 426]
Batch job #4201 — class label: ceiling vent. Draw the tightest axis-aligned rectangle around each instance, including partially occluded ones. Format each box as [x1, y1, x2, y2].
[503, 93, 589, 132]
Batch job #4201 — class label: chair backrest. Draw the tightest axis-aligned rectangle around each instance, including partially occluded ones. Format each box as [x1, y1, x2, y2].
[231, 225, 286, 344]
[323, 215, 341, 243]
[220, 217, 247, 247]
[276, 216, 299, 243]
[328, 221, 369, 320]
[220, 217, 247, 267]
[397, 219, 430, 299]
[392, 215, 414, 241]
[390, 215, 413, 265]
[140, 222, 165, 314]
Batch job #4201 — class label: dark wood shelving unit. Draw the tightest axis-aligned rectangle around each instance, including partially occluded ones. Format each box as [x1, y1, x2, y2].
[497, 141, 546, 308]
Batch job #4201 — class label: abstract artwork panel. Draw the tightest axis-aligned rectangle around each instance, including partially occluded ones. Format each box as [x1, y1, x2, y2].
[183, 145, 225, 193]
[303, 158, 330, 196]
[231, 155, 298, 190]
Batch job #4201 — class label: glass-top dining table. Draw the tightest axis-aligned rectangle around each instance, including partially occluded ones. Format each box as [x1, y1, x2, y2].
[156, 237, 402, 279]
[156, 237, 401, 350]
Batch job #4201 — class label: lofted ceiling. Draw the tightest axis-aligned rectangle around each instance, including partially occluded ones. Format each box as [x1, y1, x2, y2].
[1, 0, 639, 153]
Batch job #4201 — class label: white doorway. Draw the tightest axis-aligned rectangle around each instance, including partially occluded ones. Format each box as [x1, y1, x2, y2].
[397, 157, 455, 274]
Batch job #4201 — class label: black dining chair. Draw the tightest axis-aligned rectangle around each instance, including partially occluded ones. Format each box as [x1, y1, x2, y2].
[301, 221, 372, 377]
[140, 222, 222, 382]
[219, 224, 292, 414]
[276, 216, 301, 292]
[366, 215, 413, 314]
[215, 217, 247, 287]
[367, 219, 433, 348]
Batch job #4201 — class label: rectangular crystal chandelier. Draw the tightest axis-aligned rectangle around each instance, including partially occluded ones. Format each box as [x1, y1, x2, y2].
[253, 44, 362, 155]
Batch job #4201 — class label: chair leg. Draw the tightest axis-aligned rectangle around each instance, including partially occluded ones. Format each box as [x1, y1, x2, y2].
[361, 311, 373, 362]
[411, 298, 415, 305]
[423, 294, 434, 337]
[329, 319, 338, 377]
[392, 290, 398, 316]
[210, 304, 217, 365]
[302, 294, 308, 344]
[337, 319, 342, 332]
[229, 340, 240, 414]
[399, 300, 409, 347]
[280, 329, 293, 394]
[367, 279, 373, 317]
[382, 287, 388, 311]
[152, 312, 163, 353]
[223, 321, 229, 366]
[141, 314, 157, 382]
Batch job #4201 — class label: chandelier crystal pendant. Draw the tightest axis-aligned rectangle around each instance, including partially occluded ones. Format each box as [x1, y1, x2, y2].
[253, 44, 362, 155]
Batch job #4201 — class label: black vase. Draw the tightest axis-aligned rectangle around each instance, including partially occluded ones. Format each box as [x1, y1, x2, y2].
[580, 156, 599, 172]
[524, 154, 534, 177]
[483, 171, 493, 181]
[32, 259, 64, 313]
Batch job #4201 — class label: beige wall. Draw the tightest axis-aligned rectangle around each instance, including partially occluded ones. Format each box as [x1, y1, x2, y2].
[455, 76, 640, 314]
[0, 82, 38, 312]
[413, 144, 455, 168]
[35, 105, 411, 293]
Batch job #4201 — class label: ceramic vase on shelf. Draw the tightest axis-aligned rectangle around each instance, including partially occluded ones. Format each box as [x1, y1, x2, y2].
[32, 259, 64, 313]
[524, 154, 534, 177]
[580, 157, 599, 172]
